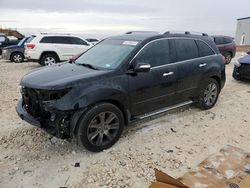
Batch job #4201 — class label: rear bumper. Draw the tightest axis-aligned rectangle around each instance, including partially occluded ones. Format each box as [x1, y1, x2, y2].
[25, 50, 40, 62]
[16, 99, 41, 127]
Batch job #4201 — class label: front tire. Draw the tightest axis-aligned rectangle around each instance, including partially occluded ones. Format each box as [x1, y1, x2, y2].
[198, 78, 220, 110]
[40, 53, 59, 66]
[11, 52, 24, 63]
[76, 103, 124, 152]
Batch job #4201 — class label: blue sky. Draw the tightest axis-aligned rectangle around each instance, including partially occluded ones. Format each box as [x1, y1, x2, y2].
[0, 0, 249, 38]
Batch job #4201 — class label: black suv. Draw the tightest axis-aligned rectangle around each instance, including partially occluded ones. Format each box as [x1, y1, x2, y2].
[16, 32, 226, 152]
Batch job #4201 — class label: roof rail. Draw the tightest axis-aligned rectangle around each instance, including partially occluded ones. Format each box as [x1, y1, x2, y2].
[40, 32, 71, 35]
[164, 31, 208, 36]
[125, 31, 159, 35]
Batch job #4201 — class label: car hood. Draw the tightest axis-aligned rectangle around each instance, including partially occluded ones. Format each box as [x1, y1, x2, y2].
[3, 44, 22, 49]
[21, 62, 110, 90]
[238, 54, 250, 64]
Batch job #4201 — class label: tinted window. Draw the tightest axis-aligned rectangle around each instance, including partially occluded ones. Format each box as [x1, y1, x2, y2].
[40, 36, 54, 43]
[40, 36, 72, 44]
[135, 39, 172, 67]
[196, 40, 215, 57]
[174, 39, 199, 61]
[70, 37, 88, 45]
[53, 37, 71, 44]
[87, 39, 99, 42]
[224, 37, 233, 44]
[214, 37, 232, 45]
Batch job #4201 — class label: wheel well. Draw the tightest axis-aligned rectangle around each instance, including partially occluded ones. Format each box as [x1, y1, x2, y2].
[226, 51, 233, 57]
[211, 76, 221, 90]
[11, 51, 23, 58]
[39, 51, 60, 62]
[101, 100, 129, 125]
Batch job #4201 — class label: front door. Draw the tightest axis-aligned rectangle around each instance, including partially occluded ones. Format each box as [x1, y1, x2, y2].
[128, 39, 178, 116]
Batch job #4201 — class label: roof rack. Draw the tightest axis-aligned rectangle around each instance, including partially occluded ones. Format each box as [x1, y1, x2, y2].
[40, 32, 71, 35]
[164, 31, 208, 36]
[125, 31, 159, 35]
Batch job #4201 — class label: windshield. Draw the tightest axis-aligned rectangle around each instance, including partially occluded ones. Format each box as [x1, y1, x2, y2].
[75, 39, 138, 70]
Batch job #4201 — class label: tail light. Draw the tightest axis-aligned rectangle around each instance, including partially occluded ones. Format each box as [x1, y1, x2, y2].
[26, 43, 36, 49]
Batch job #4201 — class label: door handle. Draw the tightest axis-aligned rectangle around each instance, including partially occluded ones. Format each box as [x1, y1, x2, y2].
[163, 72, 174, 77]
[199, 63, 207, 67]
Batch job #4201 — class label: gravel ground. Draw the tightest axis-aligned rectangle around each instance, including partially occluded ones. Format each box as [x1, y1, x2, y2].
[0, 55, 250, 188]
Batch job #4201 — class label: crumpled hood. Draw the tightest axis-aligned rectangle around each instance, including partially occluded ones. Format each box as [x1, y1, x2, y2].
[238, 54, 250, 64]
[21, 62, 109, 90]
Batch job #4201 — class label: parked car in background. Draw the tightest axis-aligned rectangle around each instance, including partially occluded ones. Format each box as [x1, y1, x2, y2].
[0, 34, 21, 55]
[211, 35, 236, 64]
[2, 35, 34, 63]
[16, 31, 225, 152]
[25, 34, 93, 66]
[86, 38, 100, 45]
[233, 52, 250, 80]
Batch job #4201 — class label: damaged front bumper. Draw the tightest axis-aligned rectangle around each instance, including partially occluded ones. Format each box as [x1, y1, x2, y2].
[16, 99, 41, 127]
[16, 99, 75, 138]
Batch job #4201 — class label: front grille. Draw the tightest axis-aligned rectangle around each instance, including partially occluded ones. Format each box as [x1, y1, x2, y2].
[22, 88, 51, 119]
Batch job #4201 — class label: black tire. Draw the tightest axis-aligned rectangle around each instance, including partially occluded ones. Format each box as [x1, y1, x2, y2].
[225, 53, 232, 64]
[233, 70, 241, 80]
[197, 78, 220, 110]
[76, 103, 124, 152]
[11, 52, 24, 63]
[40, 53, 59, 66]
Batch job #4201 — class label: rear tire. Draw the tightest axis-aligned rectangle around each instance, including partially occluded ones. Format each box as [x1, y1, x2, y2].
[40, 53, 59, 66]
[197, 78, 220, 110]
[225, 53, 232, 64]
[11, 52, 24, 63]
[76, 103, 124, 152]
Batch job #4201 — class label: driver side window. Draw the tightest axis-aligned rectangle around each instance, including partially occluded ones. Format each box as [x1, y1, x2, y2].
[135, 39, 170, 67]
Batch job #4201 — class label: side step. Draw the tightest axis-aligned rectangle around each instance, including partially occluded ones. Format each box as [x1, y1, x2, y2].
[135, 100, 194, 120]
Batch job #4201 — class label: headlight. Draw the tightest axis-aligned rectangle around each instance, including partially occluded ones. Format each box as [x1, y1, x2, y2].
[235, 61, 241, 67]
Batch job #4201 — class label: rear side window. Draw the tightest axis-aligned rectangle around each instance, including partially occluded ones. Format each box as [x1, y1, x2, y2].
[223, 37, 233, 44]
[70, 37, 88, 45]
[196, 40, 215, 57]
[40, 36, 54, 43]
[40, 36, 72, 44]
[174, 39, 199, 62]
[135, 39, 172, 67]
[53, 37, 71, 44]
[214, 37, 232, 45]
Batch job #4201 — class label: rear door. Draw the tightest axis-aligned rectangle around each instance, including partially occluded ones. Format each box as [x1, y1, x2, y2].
[128, 39, 178, 116]
[173, 38, 202, 100]
[173, 38, 216, 101]
[52, 36, 74, 60]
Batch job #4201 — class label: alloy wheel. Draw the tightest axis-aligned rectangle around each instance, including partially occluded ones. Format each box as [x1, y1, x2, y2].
[13, 54, 23, 63]
[44, 57, 56, 66]
[87, 112, 120, 146]
[204, 83, 218, 106]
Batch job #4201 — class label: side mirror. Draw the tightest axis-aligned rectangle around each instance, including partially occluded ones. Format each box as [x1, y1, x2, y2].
[134, 63, 151, 73]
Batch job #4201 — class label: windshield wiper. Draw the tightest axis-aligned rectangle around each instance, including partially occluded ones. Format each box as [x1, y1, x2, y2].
[78, 63, 99, 70]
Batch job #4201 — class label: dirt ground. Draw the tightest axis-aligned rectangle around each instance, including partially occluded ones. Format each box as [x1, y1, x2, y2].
[0, 54, 250, 188]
